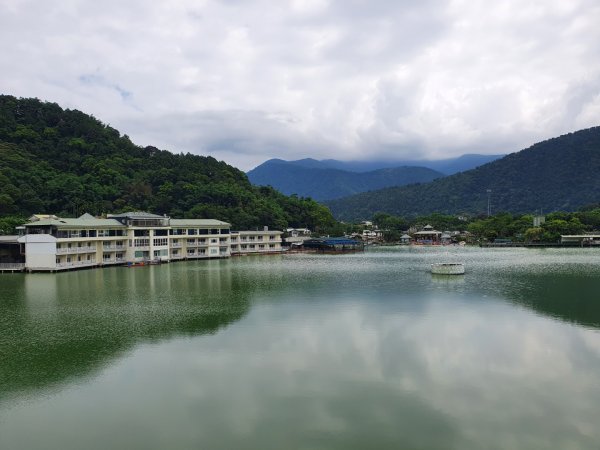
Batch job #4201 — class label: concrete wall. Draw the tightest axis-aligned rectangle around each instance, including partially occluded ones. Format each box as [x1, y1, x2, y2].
[18, 234, 57, 270]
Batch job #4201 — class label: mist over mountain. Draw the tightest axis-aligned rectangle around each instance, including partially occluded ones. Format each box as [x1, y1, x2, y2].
[271, 154, 505, 175]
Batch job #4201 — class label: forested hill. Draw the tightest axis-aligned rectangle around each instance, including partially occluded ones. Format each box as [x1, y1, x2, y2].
[0, 95, 336, 231]
[326, 127, 600, 221]
[247, 160, 443, 201]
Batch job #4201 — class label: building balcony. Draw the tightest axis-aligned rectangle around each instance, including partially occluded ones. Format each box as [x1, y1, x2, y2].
[102, 246, 124, 251]
[57, 247, 96, 255]
[56, 260, 97, 269]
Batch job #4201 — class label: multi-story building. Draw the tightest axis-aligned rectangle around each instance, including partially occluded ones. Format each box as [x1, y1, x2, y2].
[229, 229, 283, 255]
[17, 212, 233, 272]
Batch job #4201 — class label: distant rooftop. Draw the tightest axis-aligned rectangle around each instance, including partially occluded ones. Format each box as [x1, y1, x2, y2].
[170, 219, 230, 227]
[107, 211, 166, 219]
[24, 218, 125, 228]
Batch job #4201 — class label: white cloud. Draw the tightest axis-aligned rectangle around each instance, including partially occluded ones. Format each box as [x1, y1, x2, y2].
[1, 0, 599, 169]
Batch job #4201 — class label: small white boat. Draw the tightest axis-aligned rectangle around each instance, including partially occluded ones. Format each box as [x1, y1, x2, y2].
[431, 263, 465, 275]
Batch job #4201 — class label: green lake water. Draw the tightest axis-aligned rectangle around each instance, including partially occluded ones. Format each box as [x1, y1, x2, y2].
[1, 247, 600, 449]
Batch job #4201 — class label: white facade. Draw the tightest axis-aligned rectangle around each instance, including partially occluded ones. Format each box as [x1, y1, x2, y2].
[230, 230, 283, 255]
[18, 234, 58, 271]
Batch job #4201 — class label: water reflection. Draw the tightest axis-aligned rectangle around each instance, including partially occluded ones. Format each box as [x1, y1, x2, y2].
[0, 260, 249, 403]
[1, 249, 600, 449]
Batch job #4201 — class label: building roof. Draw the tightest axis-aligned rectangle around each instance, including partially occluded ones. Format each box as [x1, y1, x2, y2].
[169, 219, 230, 227]
[107, 211, 166, 219]
[28, 214, 58, 221]
[24, 218, 126, 228]
[233, 230, 282, 235]
[0, 235, 19, 243]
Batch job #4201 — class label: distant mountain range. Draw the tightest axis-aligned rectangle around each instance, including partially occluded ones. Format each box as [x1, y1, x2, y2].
[247, 154, 502, 201]
[325, 127, 600, 221]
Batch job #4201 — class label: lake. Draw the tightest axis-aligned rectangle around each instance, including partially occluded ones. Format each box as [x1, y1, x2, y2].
[1, 247, 600, 449]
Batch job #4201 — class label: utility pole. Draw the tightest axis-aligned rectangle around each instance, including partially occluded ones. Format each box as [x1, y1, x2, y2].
[486, 189, 492, 217]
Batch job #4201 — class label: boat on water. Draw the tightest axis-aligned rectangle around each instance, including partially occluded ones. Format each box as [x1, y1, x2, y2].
[125, 261, 146, 267]
[431, 263, 465, 275]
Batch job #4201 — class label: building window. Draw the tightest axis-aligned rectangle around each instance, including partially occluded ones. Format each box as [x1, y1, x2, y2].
[134, 238, 150, 247]
[210, 238, 218, 244]
[153, 238, 168, 246]
[188, 229, 197, 235]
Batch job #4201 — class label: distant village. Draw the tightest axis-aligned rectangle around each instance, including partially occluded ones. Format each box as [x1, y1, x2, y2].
[1, 212, 599, 274]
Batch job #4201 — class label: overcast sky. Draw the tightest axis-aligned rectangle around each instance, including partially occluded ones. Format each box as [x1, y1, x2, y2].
[2, 0, 599, 170]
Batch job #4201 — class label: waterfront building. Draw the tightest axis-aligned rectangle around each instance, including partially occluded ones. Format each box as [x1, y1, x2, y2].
[560, 234, 600, 246]
[11, 212, 281, 272]
[230, 229, 283, 255]
[412, 224, 442, 244]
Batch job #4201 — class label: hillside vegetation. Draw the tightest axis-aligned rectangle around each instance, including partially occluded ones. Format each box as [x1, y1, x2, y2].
[247, 160, 443, 201]
[0, 95, 336, 231]
[327, 127, 600, 221]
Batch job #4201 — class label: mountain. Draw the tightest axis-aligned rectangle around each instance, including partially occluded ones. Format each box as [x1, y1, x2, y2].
[247, 160, 443, 201]
[251, 153, 504, 175]
[0, 95, 336, 231]
[326, 127, 600, 221]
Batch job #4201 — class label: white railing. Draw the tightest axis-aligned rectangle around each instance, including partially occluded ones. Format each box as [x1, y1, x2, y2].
[57, 247, 96, 254]
[102, 246, 125, 251]
[56, 260, 97, 268]
[0, 263, 25, 270]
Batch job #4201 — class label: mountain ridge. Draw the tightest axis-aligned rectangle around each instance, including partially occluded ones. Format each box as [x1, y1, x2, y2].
[325, 127, 600, 221]
[247, 162, 444, 201]
[250, 153, 504, 174]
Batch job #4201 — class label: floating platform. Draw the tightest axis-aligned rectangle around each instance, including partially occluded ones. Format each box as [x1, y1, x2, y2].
[431, 263, 465, 275]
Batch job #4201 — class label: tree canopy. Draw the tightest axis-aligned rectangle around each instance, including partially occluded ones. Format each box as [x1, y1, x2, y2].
[0, 95, 336, 232]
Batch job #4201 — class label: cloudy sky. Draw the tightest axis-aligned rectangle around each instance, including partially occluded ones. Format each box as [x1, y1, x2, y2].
[2, 0, 600, 170]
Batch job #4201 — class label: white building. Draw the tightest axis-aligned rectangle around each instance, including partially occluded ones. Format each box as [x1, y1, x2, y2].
[16, 212, 281, 272]
[230, 229, 283, 255]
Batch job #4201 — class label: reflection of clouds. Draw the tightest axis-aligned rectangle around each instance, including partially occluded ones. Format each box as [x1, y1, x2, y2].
[176, 296, 600, 449]
[3, 291, 599, 449]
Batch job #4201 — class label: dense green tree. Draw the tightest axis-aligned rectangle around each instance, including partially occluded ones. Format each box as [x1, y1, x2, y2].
[0, 95, 338, 231]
